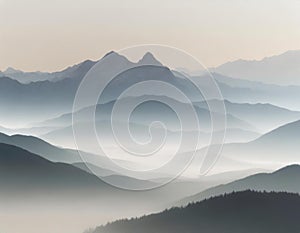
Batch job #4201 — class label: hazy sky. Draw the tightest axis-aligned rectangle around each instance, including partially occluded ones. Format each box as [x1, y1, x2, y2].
[0, 0, 300, 72]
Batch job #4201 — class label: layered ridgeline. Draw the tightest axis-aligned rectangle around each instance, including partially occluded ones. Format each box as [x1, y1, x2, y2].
[35, 114, 300, 173]
[186, 119, 300, 173]
[176, 164, 300, 207]
[0, 143, 111, 193]
[32, 95, 300, 153]
[0, 136, 253, 206]
[217, 119, 300, 169]
[1, 50, 300, 129]
[38, 96, 265, 151]
[1, 107, 299, 177]
[0, 59, 96, 83]
[0, 143, 176, 196]
[93, 190, 300, 233]
[0, 142, 169, 233]
[1, 141, 267, 233]
[0, 132, 84, 163]
[0, 131, 122, 171]
[0, 132, 165, 187]
[0, 131, 261, 194]
[0, 132, 163, 188]
[3, 50, 300, 86]
[1, 138, 299, 233]
[211, 50, 300, 85]
[0, 52, 162, 127]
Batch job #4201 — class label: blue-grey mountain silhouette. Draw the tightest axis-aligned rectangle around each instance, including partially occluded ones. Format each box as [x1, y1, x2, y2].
[219, 120, 300, 165]
[212, 50, 300, 85]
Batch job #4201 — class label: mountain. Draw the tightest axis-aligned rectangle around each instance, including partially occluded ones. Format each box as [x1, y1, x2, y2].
[0, 59, 97, 84]
[0, 142, 259, 233]
[0, 125, 14, 135]
[0, 52, 128, 127]
[72, 162, 157, 189]
[192, 73, 300, 111]
[0, 132, 86, 163]
[195, 99, 300, 132]
[212, 50, 300, 85]
[0, 75, 81, 127]
[0, 131, 127, 173]
[1, 125, 61, 137]
[0, 142, 175, 201]
[220, 120, 300, 165]
[0, 67, 54, 83]
[0, 52, 193, 128]
[41, 124, 260, 152]
[36, 95, 254, 131]
[176, 164, 300, 207]
[73, 162, 116, 177]
[0, 51, 163, 84]
[0, 143, 111, 193]
[93, 190, 300, 233]
[2, 51, 300, 128]
[138, 52, 163, 66]
[37, 96, 258, 151]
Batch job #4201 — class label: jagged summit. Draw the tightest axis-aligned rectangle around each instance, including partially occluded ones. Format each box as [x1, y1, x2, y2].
[138, 52, 163, 66]
[103, 50, 117, 58]
[100, 51, 163, 68]
[4, 67, 22, 74]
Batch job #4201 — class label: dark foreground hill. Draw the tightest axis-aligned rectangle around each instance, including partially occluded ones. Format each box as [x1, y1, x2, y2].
[94, 190, 300, 233]
[0, 132, 83, 163]
[0, 143, 112, 194]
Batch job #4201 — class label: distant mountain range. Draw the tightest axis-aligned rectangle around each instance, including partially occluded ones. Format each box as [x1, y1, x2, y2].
[33, 95, 300, 152]
[0, 52, 164, 126]
[2, 100, 299, 174]
[207, 73, 300, 111]
[93, 190, 300, 233]
[35, 96, 263, 150]
[3, 50, 300, 86]
[2, 50, 300, 129]
[0, 59, 97, 84]
[212, 50, 300, 85]
[3, 50, 300, 233]
[41, 93, 300, 133]
[195, 99, 300, 132]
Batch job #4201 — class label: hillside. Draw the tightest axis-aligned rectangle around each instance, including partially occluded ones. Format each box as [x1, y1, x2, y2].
[0, 143, 111, 193]
[220, 120, 300, 165]
[0, 132, 82, 163]
[177, 164, 300, 206]
[94, 190, 300, 233]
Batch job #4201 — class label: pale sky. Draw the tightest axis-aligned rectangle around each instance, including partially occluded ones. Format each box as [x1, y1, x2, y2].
[0, 0, 300, 72]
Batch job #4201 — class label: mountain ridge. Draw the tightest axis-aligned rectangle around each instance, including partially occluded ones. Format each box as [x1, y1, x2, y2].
[212, 50, 300, 85]
[93, 190, 300, 233]
[176, 164, 300, 207]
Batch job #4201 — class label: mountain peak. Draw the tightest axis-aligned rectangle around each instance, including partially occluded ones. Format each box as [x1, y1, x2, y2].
[103, 50, 117, 58]
[138, 52, 163, 66]
[4, 67, 22, 74]
[273, 164, 300, 175]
